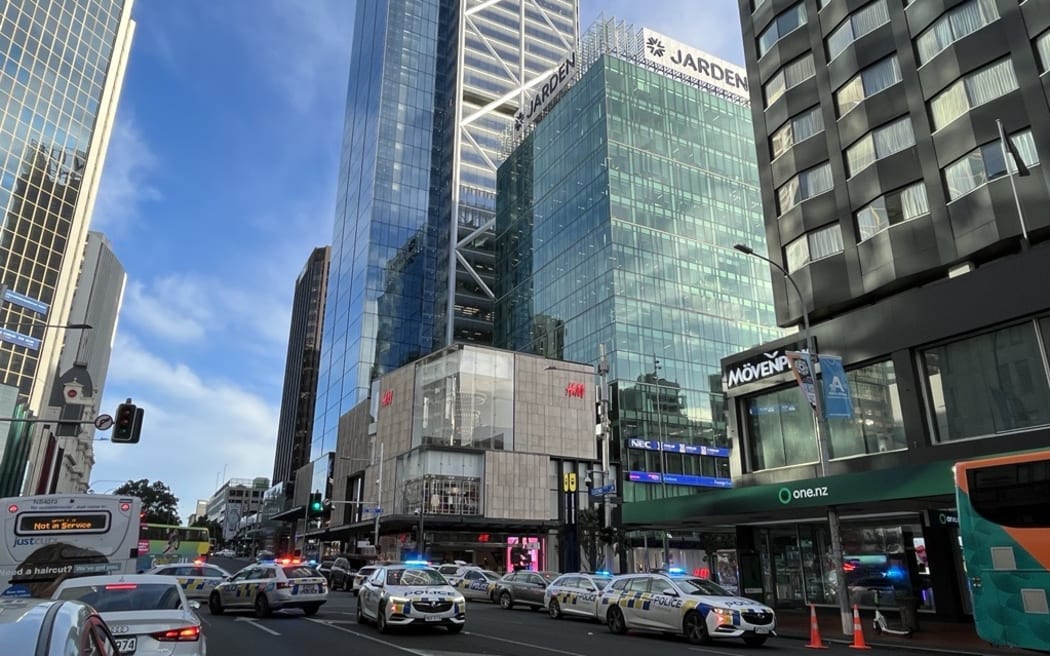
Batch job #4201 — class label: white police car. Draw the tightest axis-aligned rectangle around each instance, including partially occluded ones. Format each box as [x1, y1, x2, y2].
[446, 566, 501, 601]
[208, 560, 328, 618]
[147, 560, 231, 600]
[356, 563, 466, 633]
[544, 572, 612, 620]
[599, 572, 776, 647]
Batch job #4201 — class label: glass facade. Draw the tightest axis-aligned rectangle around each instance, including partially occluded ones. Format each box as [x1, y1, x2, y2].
[0, 0, 130, 402]
[312, 0, 578, 458]
[494, 53, 782, 503]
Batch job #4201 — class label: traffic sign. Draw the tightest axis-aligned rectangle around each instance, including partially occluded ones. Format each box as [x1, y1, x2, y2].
[590, 484, 615, 496]
[94, 414, 114, 430]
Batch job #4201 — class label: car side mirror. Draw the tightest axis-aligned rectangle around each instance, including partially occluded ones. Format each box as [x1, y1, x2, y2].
[661, 588, 678, 597]
[189, 601, 201, 610]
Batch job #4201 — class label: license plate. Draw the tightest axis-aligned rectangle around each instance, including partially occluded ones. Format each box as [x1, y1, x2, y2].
[755, 628, 770, 635]
[299, 585, 317, 594]
[115, 637, 137, 654]
[424, 615, 441, 622]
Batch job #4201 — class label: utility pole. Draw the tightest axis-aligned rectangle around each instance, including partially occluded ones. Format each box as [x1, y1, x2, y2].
[597, 343, 614, 573]
[374, 442, 383, 550]
[654, 354, 670, 568]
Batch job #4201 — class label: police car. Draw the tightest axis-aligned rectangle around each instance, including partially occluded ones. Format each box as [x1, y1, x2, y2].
[147, 561, 231, 600]
[599, 572, 776, 647]
[356, 563, 466, 633]
[208, 560, 328, 618]
[544, 571, 612, 620]
[446, 566, 501, 601]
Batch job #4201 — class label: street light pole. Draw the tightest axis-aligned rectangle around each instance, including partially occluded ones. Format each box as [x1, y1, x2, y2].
[734, 243, 852, 636]
[653, 354, 671, 568]
[597, 343, 614, 573]
[374, 442, 383, 549]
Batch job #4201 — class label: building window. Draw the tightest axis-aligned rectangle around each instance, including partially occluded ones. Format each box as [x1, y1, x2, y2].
[827, 360, 907, 458]
[771, 106, 824, 159]
[916, 0, 1000, 66]
[785, 223, 843, 272]
[752, 0, 769, 11]
[929, 58, 1018, 131]
[399, 475, 482, 517]
[1037, 30, 1050, 73]
[746, 387, 818, 470]
[856, 182, 930, 240]
[758, 2, 807, 57]
[925, 321, 1050, 442]
[845, 116, 916, 177]
[777, 161, 833, 214]
[943, 129, 1038, 200]
[835, 55, 901, 116]
[826, 0, 890, 61]
[764, 54, 816, 107]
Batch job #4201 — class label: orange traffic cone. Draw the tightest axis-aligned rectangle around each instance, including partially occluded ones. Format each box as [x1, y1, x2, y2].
[850, 604, 871, 649]
[805, 603, 828, 649]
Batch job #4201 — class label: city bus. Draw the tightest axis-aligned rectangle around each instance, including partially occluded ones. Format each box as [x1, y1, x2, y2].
[0, 494, 142, 599]
[137, 523, 210, 570]
[955, 450, 1050, 653]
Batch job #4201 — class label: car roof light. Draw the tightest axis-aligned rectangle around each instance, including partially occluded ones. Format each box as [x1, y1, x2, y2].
[668, 567, 686, 574]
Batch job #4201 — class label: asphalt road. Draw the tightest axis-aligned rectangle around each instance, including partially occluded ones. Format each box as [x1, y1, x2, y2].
[195, 579, 932, 656]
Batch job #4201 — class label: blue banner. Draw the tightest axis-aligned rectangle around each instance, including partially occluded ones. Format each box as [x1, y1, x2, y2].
[626, 438, 730, 458]
[819, 355, 854, 419]
[628, 471, 733, 489]
[0, 329, 40, 351]
[3, 289, 49, 315]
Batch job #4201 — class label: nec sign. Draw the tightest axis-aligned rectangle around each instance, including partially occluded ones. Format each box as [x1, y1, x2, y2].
[565, 382, 586, 398]
[723, 341, 808, 389]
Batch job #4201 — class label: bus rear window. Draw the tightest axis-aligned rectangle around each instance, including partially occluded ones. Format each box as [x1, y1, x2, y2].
[969, 460, 1050, 528]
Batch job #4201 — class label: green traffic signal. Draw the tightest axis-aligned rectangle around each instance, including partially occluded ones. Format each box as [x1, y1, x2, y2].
[311, 501, 322, 511]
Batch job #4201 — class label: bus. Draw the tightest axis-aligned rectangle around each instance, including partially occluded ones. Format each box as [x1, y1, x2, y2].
[955, 450, 1050, 653]
[0, 494, 142, 599]
[137, 523, 210, 570]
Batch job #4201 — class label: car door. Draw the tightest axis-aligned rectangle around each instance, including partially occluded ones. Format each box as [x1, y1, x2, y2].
[522, 573, 548, 604]
[621, 576, 655, 629]
[574, 577, 602, 617]
[223, 568, 257, 607]
[557, 576, 584, 616]
[646, 575, 684, 631]
[362, 567, 384, 617]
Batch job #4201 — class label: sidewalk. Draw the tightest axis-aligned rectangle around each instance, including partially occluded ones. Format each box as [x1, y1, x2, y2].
[774, 608, 1026, 655]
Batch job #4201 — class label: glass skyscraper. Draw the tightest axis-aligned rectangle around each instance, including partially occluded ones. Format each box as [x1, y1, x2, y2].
[495, 20, 784, 502]
[312, 0, 578, 456]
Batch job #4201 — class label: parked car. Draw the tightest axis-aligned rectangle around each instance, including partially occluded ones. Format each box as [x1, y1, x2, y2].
[328, 557, 354, 590]
[317, 560, 334, 581]
[351, 565, 379, 596]
[493, 570, 560, 610]
[0, 599, 123, 656]
[147, 561, 231, 599]
[213, 548, 236, 558]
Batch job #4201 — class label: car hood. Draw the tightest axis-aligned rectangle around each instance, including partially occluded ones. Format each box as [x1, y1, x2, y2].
[386, 585, 462, 599]
[690, 595, 773, 613]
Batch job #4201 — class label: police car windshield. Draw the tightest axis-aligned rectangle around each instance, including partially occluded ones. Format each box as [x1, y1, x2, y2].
[388, 568, 447, 587]
[676, 578, 733, 596]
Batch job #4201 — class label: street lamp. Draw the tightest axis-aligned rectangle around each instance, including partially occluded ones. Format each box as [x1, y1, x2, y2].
[3, 322, 93, 330]
[734, 242, 852, 636]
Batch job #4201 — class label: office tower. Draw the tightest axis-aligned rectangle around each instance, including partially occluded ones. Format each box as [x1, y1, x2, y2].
[0, 0, 135, 495]
[495, 19, 782, 503]
[312, 0, 579, 456]
[273, 246, 329, 485]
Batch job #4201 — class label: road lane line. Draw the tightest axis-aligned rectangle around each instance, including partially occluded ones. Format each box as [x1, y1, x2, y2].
[463, 631, 587, 656]
[688, 647, 755, 656]
[234, 617, 281, 636]
[305, 618, 427, 655]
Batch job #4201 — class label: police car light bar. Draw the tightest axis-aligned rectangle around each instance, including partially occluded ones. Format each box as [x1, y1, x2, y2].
[404, 560, 430, 567]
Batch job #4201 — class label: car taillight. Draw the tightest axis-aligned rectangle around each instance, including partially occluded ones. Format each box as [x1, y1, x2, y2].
[152, 626, 200, 642]
[276, 582, 293, 589]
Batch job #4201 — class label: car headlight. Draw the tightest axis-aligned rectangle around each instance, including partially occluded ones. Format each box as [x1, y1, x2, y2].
[387, 597, 411, 613]
[453, 595, 466, 605]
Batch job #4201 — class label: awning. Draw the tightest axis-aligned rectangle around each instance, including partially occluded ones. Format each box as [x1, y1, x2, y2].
[269, 505, 306, 522]
[621, 458, 957, 528]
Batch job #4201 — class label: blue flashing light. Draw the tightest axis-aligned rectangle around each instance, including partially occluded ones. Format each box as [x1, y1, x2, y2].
[594, 570, 612, 577]
[404, 560, 430, 567]
[667, 567, 686, 575]
[884, 565, 907, 581]
[307, 559, 318, 566]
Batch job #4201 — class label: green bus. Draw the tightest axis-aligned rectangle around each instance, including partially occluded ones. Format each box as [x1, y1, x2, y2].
[955, 450, 1050, 653]
[137, 523, 210, 571]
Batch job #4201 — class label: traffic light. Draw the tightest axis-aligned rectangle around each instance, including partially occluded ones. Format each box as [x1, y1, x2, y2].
[112, 401, 143, 443]
[308, 492, 323, 517]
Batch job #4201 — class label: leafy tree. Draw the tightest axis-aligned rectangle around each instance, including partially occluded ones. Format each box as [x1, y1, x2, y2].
[191, 516, 225, 548]
[113, 479, 180, 525]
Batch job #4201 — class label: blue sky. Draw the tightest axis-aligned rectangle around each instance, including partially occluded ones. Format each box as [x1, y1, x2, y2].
[87, 0, 747, 522]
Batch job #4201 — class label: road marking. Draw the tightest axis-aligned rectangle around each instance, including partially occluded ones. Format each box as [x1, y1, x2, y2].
[305, 618, 428, 655]
[463, 631, 587, 656]
[234, 617, 280, 636]
[688, 647, 754, 656]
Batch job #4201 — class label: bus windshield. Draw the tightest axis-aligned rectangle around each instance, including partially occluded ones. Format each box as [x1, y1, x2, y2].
[0, 494, 142, 599]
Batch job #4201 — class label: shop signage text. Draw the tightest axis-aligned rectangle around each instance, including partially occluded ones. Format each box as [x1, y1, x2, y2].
[515, 51, 577, 132]
[565, 382, 585, 398]
[724, 341, 808, 389]
[778, 485, 830, 505]
[380, 390, 394, 407]
[627, 438, 731, 458]
[640, 28, 749, 102]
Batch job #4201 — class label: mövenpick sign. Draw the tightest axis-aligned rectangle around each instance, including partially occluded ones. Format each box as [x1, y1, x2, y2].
[639, 28, 749, 102]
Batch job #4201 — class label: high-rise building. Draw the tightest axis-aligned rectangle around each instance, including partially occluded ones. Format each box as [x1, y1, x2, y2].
[206, 477, 270, 541]
[273, 246, 329, 486]
[311, 0, 579, 457]
[494, 20, 783, 505]
[22, 231, 126, 494]
[0, 1, 135, 496]
[618, 0, 1050, 618]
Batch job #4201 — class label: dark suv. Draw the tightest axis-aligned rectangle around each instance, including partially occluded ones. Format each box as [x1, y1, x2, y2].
[328, 557, 354, 591]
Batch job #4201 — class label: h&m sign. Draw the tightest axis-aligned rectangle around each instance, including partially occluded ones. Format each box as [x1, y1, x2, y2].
[639, 28, 749, 102]
[565, 382, 586, 398]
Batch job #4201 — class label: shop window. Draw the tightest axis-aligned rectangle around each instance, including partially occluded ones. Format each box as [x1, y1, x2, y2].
[827, 360, 907, 459]
[745, 387, 818, 470]
[924, 321, 1050, 442]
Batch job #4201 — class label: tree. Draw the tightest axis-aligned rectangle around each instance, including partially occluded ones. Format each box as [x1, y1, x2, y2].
[191, 516, 225, 548]
[576, 507, 601, 571]
[113, 479, 180, 525]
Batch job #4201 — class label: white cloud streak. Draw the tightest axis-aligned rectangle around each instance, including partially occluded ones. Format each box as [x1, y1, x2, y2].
[91, 113, 162, 234]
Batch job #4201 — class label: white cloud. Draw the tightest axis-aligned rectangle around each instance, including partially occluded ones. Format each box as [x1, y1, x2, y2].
[122, 276, 212, 344]
[91, 334, 280, 522]
[91, 112, 163, 234]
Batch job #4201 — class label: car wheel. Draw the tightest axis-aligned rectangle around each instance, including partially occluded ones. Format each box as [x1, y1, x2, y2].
[303, 603, 321, 616]
[254, 594, 271, 619]
[548, 599, 562, 619]
[683, 610, 710, 645]
[208, 593, 224, 615]
[356, 600, 368, 624]
[499, 592, 514, 610]
[447, 623, 464, 634]
[743, 636, 767, 647]
[376, 605, 390, 634]
[606, 607, 627, 635]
